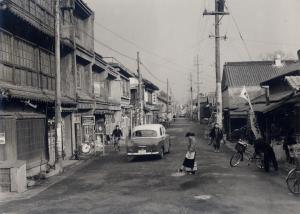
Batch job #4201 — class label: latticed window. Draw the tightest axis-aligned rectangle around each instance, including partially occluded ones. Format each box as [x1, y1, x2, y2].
[0, 31, 12, 63]
[14, 39, 35, 70]
[40, 50, 51, 74]
[16, 118, 47, 163]
[0, 64, 13, 82]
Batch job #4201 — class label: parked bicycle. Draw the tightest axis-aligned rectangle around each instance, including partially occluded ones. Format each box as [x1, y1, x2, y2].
[286, 144, 300, 194]
[230, 139, 264, 168]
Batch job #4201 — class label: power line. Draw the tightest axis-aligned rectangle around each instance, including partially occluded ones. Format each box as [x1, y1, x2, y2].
[94, 21, 195, 71]
[225, 4, 252, 60]
[140, 62, 167, 84]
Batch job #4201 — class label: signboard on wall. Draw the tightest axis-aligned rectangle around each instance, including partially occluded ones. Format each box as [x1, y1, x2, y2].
[94, 82, 101, 97]
[0, 133, 5, 145]
[82, 116, 95, 126]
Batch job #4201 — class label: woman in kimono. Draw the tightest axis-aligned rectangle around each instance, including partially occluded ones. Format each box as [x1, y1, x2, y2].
[178, 132, 197, 175]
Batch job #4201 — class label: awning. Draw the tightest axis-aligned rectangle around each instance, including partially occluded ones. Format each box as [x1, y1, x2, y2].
[76, 91, 94, 102]
[9, 88, 54, 103]
[94, 109, 114, 115]
[8, 88, 76, 105]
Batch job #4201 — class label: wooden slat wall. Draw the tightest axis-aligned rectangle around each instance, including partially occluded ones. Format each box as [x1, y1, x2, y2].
[0, 118, 16, 162]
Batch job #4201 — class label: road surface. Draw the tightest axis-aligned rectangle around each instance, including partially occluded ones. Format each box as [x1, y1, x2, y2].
[1, 118, 299, 214]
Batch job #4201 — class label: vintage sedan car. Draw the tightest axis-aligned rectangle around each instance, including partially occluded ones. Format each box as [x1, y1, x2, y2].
[127, 124, 171, 160]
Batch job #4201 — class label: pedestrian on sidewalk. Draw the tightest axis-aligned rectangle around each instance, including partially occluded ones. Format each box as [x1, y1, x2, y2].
[209, 123, 224, 153]
[178, 132, 197, 175]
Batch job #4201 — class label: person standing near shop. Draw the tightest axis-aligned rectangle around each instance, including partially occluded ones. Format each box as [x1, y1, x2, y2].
[209, 123, 224, 152]
[283, 129, 297, 164]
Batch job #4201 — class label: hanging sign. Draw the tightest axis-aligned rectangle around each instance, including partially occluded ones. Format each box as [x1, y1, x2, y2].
[82, 116, 95, 126]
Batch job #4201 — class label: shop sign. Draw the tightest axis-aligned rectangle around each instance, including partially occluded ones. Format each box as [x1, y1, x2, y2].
[82, 116, 95, 126]
[73, 114, 81, 123]
[0, 133, 5, 145]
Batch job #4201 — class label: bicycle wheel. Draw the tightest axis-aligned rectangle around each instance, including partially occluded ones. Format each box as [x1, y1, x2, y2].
[286, 168, 300, 194]
[230, 152, 242, 167]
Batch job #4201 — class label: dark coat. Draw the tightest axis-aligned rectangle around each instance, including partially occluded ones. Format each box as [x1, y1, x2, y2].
[209, 127, 223, 141]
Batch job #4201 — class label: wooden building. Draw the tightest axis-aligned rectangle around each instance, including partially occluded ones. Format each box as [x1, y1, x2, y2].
[222, 59, 299, 139]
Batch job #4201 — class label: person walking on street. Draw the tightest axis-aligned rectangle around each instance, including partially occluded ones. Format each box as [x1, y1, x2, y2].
[178, 132, 197, 175]
[209, 123, 224, 153]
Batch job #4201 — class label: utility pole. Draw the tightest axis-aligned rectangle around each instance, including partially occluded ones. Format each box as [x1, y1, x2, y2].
[203, 0, 229, 127]
[55, 0, 63, 173]
[166, 79, 169, 115]
[190, 72, 193, 120]
[137, 52, 143, 125]
[195, 54, 200, 122]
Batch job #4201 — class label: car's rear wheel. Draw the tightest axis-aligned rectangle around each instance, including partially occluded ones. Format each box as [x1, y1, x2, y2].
[159, 147, 164, 159]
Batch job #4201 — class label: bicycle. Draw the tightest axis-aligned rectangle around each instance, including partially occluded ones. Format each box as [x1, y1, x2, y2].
[112, 136, 121, 152]
[230, 139, 264, 169]
[286, 144, 300, 194]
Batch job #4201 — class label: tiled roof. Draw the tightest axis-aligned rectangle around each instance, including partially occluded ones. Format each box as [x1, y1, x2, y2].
[285, 76, 300, 91]
[222, 60, 300, 88]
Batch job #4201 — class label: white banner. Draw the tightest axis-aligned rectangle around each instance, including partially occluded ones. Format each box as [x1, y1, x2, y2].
[239, 86, 262, 140]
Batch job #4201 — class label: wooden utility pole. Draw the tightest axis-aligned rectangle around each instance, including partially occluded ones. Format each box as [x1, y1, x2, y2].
[203, 0, 229, 127]
[190, 72, 193, 120]
[55, 0, 63, 172]
[137, 52, 143, 125]
[166, 79, 169, 115]
[196, 54, 200, 121]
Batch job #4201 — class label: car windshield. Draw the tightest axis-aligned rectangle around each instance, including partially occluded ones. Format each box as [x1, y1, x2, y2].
[133, 130, 157, 137]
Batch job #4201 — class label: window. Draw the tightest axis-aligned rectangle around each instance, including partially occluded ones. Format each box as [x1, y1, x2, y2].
[76, 64, 83, 88]
[14, 39, 35, 70]
[133, 130, 157, 137]
[0, 31, 11, 63]
[16, 118, 47, 163]
[40, 51, 51, 74]
[0, 64, 13, 82]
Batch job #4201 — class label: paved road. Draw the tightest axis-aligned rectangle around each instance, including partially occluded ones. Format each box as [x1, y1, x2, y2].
[1, 118, 300, 214]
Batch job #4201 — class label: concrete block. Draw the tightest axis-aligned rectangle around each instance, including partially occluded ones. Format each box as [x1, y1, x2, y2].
[10, 161, 27, 193]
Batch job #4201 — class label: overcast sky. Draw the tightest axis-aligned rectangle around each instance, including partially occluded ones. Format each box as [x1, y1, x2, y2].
[85, 0, 300, 103]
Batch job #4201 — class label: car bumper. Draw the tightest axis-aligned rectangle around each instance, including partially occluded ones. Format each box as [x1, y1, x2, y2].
[127, 151, 160, 156]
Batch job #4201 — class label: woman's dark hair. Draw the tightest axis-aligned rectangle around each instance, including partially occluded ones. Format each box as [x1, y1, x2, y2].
[185, 132, 195, 137]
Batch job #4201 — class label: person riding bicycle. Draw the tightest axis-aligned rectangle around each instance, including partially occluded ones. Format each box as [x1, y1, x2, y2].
[112, 125, 123, 150]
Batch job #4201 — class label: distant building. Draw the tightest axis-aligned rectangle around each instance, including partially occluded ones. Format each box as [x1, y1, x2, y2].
[130, 77, 159, 126]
